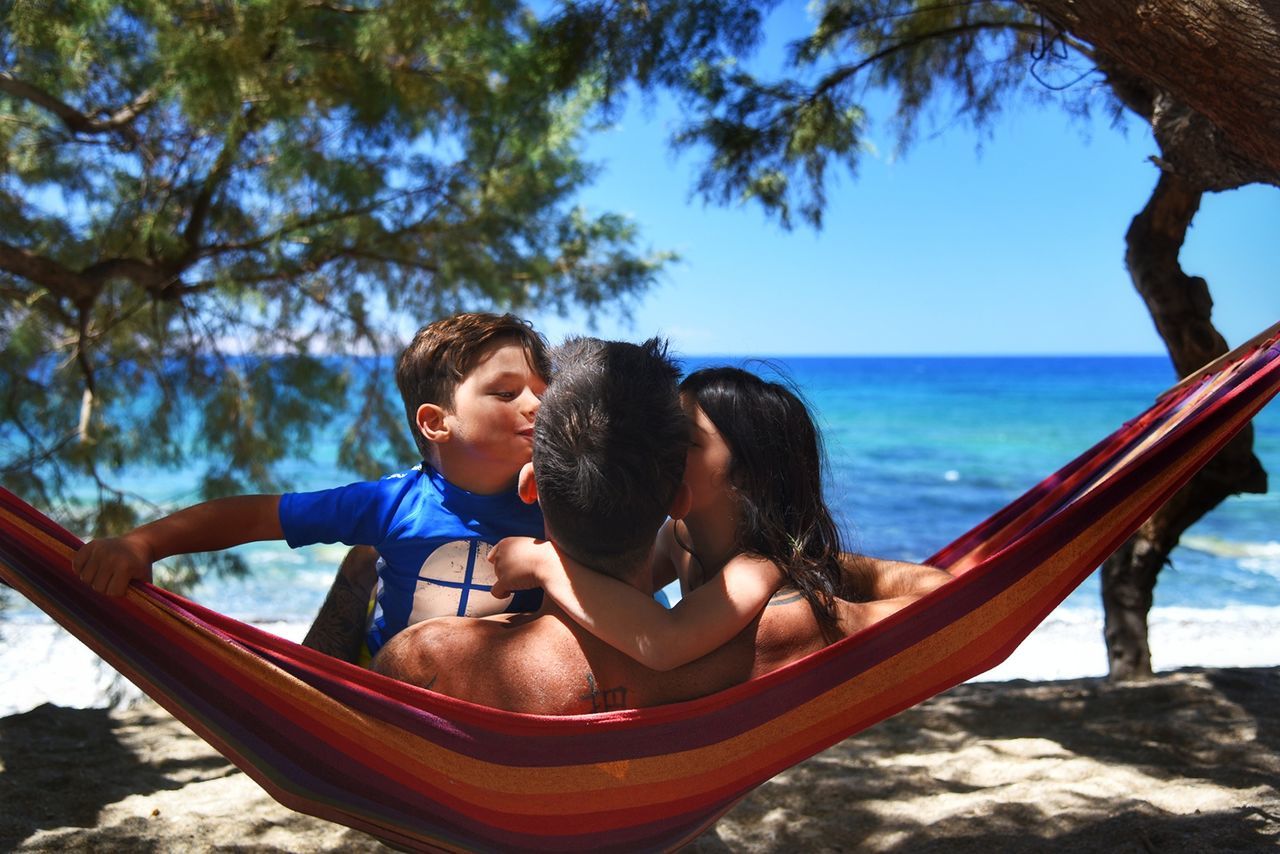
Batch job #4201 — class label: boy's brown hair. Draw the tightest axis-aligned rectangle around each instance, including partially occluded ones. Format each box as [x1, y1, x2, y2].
[396, 312, 550, 460]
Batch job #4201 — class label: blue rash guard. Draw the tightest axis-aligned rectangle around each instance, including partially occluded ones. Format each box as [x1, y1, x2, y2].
[278, 463, 544, 656]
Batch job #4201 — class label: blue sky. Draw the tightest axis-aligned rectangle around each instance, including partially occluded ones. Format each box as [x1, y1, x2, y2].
[526, 9, 1278, 357]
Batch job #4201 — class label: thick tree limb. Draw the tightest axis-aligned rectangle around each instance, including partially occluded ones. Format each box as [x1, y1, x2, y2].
[0, 241, 98, 304]
[1029, 0, 1280, 176]
[1097, 59, 1280, 190]
[0, 241, 186, 306]
[1102, 168, 1268, 680]
[0, 72, 154, 140]
[1102, 453, 1263, 678]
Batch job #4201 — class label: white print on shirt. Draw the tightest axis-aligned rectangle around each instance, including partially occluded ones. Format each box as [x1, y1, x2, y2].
[407, 540, 512, 624]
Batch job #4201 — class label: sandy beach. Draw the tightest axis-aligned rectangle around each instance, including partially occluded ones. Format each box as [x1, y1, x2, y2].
[1, 665, 1276, 852]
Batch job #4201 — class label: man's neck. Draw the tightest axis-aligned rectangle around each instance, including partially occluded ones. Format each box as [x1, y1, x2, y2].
[548, 541, 654, 597]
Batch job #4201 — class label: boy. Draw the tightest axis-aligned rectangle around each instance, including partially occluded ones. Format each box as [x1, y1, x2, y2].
[73, 312, 549, 658]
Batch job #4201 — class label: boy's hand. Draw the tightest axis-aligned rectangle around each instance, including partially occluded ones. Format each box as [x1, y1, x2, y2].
[73, 535, 155, 597]
[489, 537, 560, 598]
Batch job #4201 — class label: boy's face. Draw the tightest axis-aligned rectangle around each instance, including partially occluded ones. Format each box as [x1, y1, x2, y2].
[441, 341, 547, 484]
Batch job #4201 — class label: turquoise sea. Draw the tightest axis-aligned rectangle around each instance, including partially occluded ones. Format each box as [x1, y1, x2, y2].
[766, 355, 1280, 612]
[3, 355, 1278, 711]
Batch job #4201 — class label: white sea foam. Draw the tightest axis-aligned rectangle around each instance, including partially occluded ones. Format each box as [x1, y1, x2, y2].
[1182, 536, 1280, 579]
[0, 617, 310, 717]
[3, 602, 1278, 716]
[974, 603, 1280, 683]
[1181, 535, 1280, 561]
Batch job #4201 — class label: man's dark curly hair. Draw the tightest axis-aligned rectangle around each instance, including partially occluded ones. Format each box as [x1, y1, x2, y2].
[533, 337, 688, 580]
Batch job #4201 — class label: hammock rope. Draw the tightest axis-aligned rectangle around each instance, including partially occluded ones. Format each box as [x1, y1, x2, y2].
[2, 321, 1278, 852]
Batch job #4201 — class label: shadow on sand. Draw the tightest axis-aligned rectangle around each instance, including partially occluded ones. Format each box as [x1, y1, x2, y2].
[0, 703, 230, 849]
[692, 666, 1280, 852]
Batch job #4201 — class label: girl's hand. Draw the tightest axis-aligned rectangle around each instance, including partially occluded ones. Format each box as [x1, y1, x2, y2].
[489, 537, 561, 598]
[73, 535, 155, 597]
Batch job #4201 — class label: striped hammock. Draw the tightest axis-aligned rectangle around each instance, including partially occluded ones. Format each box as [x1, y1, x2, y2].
[2, 321, 1278, 852]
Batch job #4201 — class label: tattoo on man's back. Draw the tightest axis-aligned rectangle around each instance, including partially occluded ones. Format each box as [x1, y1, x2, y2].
[579, 673, 628, 712]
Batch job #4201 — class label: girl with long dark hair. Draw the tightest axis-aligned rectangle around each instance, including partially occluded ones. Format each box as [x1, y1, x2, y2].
[671, 367, 847, 642]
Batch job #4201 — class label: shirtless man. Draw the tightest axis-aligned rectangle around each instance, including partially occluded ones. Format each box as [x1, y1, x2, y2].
[370, 337, 948, 713]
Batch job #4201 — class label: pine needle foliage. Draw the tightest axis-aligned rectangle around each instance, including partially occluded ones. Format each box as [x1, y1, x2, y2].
[0, 0, 671, 568]
[614, 0, 1102, 229]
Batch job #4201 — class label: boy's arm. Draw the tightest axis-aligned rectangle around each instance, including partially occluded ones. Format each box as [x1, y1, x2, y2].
[74, 494, 284, 596]
[491, 539, 782, 671]
[839, 553, 952, 601]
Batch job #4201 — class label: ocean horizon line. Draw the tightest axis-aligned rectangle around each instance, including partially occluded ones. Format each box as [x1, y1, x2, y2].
[676, 351, 1174, 361]
[173, 347, 1179, 361]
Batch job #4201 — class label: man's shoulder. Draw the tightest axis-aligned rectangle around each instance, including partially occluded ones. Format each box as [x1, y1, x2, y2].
[370, 595, 834, 715]
[375, 611, 515, 663]
[371, 612, 572, 705]
[370, 617, 453, 689]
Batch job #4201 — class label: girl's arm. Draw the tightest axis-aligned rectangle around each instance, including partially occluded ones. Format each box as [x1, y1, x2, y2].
[74, 495, 284, 596]
[492, 539, 783, 671]
[488, 523, 680, 598]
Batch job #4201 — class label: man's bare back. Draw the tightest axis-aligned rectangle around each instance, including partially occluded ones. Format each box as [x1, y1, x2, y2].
[371, 583, 918, 714]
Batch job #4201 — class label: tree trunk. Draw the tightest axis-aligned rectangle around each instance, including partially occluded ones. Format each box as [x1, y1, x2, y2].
[1028, 0, 1280, 180]
[1102, 169, 1267, 681]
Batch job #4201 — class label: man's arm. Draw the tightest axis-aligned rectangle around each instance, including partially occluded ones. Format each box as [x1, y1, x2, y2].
[301, 545, 378, 663]
[839, 553, 952, 602]
[832, 554, 952, 637]
[74, 494, 283, 596]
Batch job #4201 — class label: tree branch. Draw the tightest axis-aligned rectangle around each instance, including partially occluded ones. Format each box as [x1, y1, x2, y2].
[0, 415, 83, 477]
[0, 72, 155, 141]
[0, 240, 97, 304]
[0, 238, 196, 314]
[302, 1, 372, 14]
[189, 176, 450, 262]
[79, 256, 179, 294]
[182, 106, 259, 259]
[803, 19, 1044, 102]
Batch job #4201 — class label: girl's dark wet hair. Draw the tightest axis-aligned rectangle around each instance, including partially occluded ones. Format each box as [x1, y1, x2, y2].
[680, 366, 846, 640]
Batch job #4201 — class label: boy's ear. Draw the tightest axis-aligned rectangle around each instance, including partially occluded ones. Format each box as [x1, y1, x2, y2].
[416, 403, 450, 444]
[668, 482, 692, 520]
[517, 462, 538, 505]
